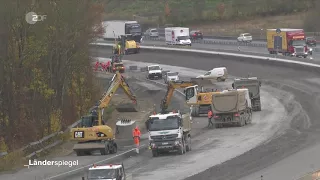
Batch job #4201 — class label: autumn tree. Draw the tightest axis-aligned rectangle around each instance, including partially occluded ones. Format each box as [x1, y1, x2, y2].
[0, 0, 103, 152]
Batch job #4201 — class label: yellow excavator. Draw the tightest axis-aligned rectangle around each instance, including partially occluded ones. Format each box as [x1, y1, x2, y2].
[70, 71, 138, 156]
[159, 79, 220, 117]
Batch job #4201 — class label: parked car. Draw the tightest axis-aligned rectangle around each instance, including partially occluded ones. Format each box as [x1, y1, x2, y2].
[237, 33, 252, 43]
[190, 30, 203, 40]
[306, 37, 317, 47]
[145, 28, 159, 38]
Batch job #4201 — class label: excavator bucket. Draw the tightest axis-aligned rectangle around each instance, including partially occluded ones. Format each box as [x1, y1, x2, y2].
[115, 103, 138, 112]
[190, 78, 213, 86]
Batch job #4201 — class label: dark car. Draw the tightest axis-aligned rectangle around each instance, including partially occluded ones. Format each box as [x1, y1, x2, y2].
[190, 30, 203, 40]
[306, 37, 317, 46]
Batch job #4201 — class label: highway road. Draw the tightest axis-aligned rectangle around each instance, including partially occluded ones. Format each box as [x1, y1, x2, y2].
[96, 38, 320, 60]
[90, 47, 320, 180]
[53, 58, 289, 180]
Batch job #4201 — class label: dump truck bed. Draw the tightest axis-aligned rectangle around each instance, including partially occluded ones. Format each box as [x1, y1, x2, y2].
[211, 89, 251, 114]
[182, 114, 191, 132]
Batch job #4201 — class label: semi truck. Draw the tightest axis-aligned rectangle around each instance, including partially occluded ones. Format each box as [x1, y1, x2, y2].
[211, 89, 252, 128]
[232, 77, 262, 111]
[147, 111, 191, 157]
[165, 27, 191, 46]
[102, 20, 142, 42]
[266, 28, 309, 58]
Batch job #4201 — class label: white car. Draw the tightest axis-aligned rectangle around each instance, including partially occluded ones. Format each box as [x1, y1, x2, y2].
[196, 67, 228, 82]
[145, 28, 159, 38]
[164, 72, 179, 83]
[237, 33, 252, 43]
[147, 65, 162, 80]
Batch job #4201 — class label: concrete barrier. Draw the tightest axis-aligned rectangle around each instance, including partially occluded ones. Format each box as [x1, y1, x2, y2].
[91, 43, 320, 72]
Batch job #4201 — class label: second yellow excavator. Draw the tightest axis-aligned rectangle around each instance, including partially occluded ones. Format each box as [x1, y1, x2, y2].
[159, 79, 220, 117]
[70, 71, 137, 156]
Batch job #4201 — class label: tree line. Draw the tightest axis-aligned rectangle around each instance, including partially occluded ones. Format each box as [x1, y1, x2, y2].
[0, 0, 104, 152]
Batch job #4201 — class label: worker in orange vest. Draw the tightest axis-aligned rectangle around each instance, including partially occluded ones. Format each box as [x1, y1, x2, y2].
[132, 126, 141, 153]
[207, 108, 214, 128]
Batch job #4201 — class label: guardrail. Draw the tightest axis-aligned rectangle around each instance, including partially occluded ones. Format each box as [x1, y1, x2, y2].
[154, 28, 320, 42]
[140, 36, 320, 51]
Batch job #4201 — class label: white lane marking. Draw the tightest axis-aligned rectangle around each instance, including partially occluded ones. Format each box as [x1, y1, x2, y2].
[45, 144, 146, 180]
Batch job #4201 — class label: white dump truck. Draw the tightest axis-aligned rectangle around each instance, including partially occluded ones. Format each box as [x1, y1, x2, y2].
[211, 89, 252, 128]
[147, 111, 191, 157]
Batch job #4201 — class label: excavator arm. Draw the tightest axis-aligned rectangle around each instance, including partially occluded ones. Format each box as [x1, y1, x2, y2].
[96, 71, 137, 125]
[160, 81, 196, 113]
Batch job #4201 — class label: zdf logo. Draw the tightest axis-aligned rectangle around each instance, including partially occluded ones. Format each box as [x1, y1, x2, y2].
[25, 12, 46, 24]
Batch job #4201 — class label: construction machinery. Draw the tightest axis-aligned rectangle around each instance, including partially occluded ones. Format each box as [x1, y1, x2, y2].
[232, 77, 262, 111]
[70, 71, 138, 156]
[113, 35, 140, 55]
[110, 55, 125, 73]
[211, 89, 252, 128]
[157, 79, 217, 117]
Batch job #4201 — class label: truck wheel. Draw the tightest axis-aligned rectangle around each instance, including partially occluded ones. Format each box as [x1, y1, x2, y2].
[178, 140, 185, 155]
[215, 123, 222, 128]
[217, 77, 222, 82]
[186, 136, 191, 152]
[152, 150, 158, 157]
[101, 143, 109, 155]
[238, 117, 245, 127]
[256, 106, 261, 111]
[76, 150, 85, 156]
[109, 143, 117, 154]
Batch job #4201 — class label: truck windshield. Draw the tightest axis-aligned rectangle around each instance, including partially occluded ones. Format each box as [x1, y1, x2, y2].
[149, 66, 160, 70]
[292, 40, 306, 46]
[129, 24, 141, 33]
[167, 72, 178, 76]
[149, 117, 179, 131]
[178, 36, 189, 40]
[88, 169, 116, 179]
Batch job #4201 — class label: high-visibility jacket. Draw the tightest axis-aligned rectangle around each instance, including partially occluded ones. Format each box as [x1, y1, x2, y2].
[133, 128, 141, 145]
[208, 110, 213, 118]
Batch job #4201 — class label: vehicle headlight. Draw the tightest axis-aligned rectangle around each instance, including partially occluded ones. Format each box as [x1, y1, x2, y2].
[174, 139, 181, 145]
[309, 48, 313, 51]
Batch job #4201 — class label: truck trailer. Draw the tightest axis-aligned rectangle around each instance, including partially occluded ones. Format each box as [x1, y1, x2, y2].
[102, 20, 142, 42]
[147, 111, 191, 157]
[165, 27, 191, 46]
[266, 28, 309, 58]
[211, 89, 252, 128]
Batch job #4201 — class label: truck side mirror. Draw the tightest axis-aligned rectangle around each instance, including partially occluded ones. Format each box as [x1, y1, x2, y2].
[183, 90, 186, 94]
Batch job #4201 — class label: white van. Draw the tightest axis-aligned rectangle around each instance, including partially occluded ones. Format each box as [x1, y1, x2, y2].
[165, 27, 191, 46]
[196, 67, 228, 82]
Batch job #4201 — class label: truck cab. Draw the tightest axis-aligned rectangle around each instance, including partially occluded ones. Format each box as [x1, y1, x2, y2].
[232, 77, 262, 111]
[86, 164, 127, 180]
[147, 111, 191, 157]
[267, 28, 309, 58]
[146, 65, 162, 80]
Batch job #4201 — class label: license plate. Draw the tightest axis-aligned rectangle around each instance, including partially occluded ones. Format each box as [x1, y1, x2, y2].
[162, 142, 168, 145]
[74, 131, 84, 138]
